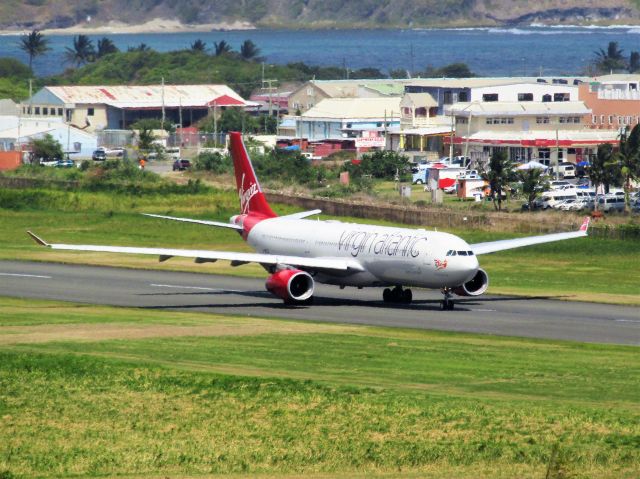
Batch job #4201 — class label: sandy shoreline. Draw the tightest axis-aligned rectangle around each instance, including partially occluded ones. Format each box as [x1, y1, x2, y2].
[0, 18, 255, 36]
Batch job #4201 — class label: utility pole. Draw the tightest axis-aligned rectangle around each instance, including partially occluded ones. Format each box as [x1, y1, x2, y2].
[261, 76, 278, 133]
[160, 77, 165, 128]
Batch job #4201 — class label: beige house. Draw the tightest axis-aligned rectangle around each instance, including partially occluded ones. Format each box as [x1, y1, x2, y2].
[288, 79, 407, 115]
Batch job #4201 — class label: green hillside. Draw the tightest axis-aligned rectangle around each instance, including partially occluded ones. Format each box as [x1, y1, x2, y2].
[1, 0, 639, 30]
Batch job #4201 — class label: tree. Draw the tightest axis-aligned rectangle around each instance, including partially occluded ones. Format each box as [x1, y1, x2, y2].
[214, 40, 232, 56]
[389, 68, 409, 79]
[19, 29, 50, 70]
[31, 134, 63, 162]
[65, 35, 96, 66]
[356, 150, 410, 180]
[517, 168, 548, 211]
[481, 150, 515, 211]
[593, 41, 626, 73]
[96, 38, 119, 58]
[128, 43, 152, 53]
[239, 39, 261, 61]
[590, 143, 621, 200]
[0, 57, 31, 79]
[629, 51, 640, 74]
[133, 124, 156, 152]
[190, 39, 207, 52]
[614, 125, 640, 212]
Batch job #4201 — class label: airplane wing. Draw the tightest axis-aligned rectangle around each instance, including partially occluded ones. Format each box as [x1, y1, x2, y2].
[26, 231, 364, 273]
[142, 214, 243, 230]
[470, 217, 590, 255]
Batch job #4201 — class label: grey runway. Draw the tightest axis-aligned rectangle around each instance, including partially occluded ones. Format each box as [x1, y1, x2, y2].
[1, 260, 638, 346]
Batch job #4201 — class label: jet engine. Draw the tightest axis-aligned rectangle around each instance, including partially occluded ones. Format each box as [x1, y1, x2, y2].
[265, 269, 315, 304]
[453, 268, 489, 296]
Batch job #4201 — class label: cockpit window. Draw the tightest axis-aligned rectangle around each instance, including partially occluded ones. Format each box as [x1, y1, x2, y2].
[457, 251, 468, 256]
[446, 250, 456, 256]
[468, 251, 474, 255]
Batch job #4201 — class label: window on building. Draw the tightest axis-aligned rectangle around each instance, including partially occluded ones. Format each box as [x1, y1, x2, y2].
[415, 107, 427, 117]
[482, 93, 499, 102]
[553, 93, 570, 102]
[573, 117, 581, 123]
[87, 107, 95, 116]
[609, 115, 614, 124]
[542, 94, 552, 102]
[518, 93, 533, 101]
[443, 91, 453, 104]
[458, 91, 468, 102]
[58, 108, 63, 116]
[34, 107, 40, 115]
[538, 148, 551, 159]
[43, 107, 48, 115]
[456, 117, 468, 124]
[536, 116, 550, 124]
[600, 114, 605, 124]
[592, 115, 597, 124]
[559, 117, 567, 124]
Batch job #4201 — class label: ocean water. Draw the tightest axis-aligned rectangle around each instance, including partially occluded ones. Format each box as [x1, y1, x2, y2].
[2, 25, 640, 78]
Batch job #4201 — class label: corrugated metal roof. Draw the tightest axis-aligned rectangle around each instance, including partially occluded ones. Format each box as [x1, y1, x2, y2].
[44, 84, 250, 109]
[301, 97, 401, 120]
[447, 101, 591, 116]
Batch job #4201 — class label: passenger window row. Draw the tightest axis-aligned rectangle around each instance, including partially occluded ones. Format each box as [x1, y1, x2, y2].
[446, 250, 474, 256]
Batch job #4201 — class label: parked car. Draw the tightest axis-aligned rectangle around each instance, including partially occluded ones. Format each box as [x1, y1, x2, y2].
[92, 149, 106, 161]
[172, 159, 191, 171]
[40, 158, 60, 167]
[54, 159, 75, 168]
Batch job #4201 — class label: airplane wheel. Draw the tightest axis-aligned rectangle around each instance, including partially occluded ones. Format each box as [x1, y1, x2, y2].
[383, 288, 392, 302]
[402, 289, 413, 304]
[441, 299, 454, 310]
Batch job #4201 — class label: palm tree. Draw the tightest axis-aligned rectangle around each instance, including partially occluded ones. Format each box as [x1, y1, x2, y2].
[65, 35, 96, 66]
[214, 40, 232, 56]
[518, 168, 548, 211]
[19, 29, 50, 70]
[615, 125, 640, 212]
[594, 41, 626, 73]
[190, 39, 206, 52]
[239, 39, 261, 61]
[128, 43, 152, 52]
[481, 150, 515, 211]
[96, 37, 119, 58]
[590, 143, 620, 202]
[629, 51, 640, 73]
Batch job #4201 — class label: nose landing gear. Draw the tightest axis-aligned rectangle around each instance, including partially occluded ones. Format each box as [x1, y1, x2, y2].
[440, 288, 455, 310]
[383, 285, 413, 304]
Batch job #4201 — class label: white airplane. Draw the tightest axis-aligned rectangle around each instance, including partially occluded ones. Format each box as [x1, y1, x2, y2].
[28, 132, 590, 310]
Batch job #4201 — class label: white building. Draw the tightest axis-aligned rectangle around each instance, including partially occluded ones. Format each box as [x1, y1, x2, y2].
[0, 116, 97, 159]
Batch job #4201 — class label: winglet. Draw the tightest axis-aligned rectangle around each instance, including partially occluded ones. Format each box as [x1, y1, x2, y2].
[27, 231, 50, 247]
[579, 216, 590, 234]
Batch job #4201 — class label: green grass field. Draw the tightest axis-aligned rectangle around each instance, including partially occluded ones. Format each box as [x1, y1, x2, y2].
[1, 188, 639, 304]
[0, 297, 638, 479]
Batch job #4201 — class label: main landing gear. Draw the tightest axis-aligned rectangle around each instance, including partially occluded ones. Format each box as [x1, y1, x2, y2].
[383, 285, 412, 304]
[440, 288, 455, 310]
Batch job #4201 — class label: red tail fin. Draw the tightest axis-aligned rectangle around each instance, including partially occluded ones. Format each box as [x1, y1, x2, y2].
[229, 132, 277, 218]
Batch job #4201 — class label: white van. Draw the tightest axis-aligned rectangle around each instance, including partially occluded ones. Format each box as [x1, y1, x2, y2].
[165, 147, 181, 161]
[597, 195, 625, 212]
[540, 190, 578, 209]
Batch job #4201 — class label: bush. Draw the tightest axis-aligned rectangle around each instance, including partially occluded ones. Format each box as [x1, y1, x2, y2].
[194, 152, 232, 174]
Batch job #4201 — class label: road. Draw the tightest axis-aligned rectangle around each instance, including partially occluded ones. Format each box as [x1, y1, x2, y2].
[1, 260, 638, 346]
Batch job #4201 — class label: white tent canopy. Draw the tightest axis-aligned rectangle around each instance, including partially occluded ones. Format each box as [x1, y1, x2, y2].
[517, 160, 549, 170]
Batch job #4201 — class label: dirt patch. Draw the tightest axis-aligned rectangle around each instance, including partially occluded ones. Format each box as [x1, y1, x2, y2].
[0, 320, 351, 345]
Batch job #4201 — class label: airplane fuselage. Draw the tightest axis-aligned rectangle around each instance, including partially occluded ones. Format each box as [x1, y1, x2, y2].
[246, 217, 479, 289]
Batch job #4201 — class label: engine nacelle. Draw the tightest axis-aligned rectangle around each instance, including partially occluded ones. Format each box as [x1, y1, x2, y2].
[265, 269, 314, 304]
[453, 268, 489, 297]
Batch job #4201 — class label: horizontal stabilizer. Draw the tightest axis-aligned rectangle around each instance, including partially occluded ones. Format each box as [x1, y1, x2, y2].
[143, 213, 242, 230]
[280, 209, 322, 220]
